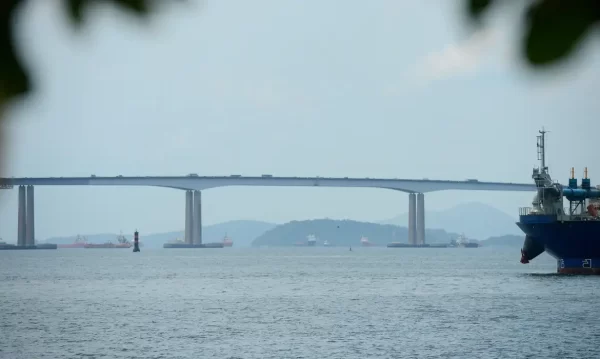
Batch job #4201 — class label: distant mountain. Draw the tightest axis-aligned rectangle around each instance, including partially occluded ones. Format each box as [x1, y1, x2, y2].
[43, 220, 276, 249]
[480, 235, 524, 247]
[380, 202, 521, 240]
[251, 219, 457, 247]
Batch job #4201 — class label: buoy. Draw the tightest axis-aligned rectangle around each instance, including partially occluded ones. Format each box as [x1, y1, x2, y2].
[133, 230, 140, 252]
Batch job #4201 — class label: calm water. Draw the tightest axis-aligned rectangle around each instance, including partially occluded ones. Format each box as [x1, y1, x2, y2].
[1, 247, 599, 359]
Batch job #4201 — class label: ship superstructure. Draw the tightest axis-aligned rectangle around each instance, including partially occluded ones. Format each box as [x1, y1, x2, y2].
[518, 129, 600, 274]
[455, 234, 479, 248]
[223, 234, 233, 247]
[360, 236, 374, 247]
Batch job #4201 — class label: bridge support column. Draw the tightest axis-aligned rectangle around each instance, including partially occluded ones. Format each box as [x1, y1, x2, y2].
[185, 190, 193, 244]
[193, 190, 202, 245]
[408, 193, 416, 245]
[25, 185, 35, 247]
[17, 185, 26, 247]
[416, 193, 425, 245]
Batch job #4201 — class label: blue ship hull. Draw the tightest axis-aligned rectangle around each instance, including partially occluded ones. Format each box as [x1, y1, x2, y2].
[517, 216, 600, 274]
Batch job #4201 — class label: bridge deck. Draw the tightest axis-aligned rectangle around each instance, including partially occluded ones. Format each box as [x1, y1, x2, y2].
[0, 176, 537, 193]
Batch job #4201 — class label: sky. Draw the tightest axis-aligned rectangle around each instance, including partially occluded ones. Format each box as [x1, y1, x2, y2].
[0, 1, 598, 240]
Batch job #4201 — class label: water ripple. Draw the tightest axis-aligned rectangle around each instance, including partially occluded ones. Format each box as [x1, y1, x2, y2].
[1, 247, 598, 358]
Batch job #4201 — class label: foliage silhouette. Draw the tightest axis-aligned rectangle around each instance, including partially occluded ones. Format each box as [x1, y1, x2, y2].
[466, 0, 600, 66]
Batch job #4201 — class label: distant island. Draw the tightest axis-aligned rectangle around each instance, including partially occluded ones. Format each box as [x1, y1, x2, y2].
[253, 219, 472, 247]
[252, 219, 524, 247]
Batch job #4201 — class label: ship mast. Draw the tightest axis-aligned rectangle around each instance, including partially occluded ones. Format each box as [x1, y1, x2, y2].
[537, 128, 548, 174]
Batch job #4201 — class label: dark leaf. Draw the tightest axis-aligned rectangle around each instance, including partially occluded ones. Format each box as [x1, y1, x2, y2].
[65, 0, 87, 26]
[524, 0, 600, 66]
[0, 0, 30, 106]
[109, 0, 151, 15]
[467, 0, 494, 20]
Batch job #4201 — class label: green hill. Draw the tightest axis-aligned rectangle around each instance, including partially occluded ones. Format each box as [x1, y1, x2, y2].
[251, 219, 456, 247]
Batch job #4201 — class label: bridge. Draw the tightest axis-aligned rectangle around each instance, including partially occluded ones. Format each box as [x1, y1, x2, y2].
[0, 175, 537, 248]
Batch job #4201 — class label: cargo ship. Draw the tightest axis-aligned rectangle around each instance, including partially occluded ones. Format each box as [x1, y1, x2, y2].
[518, 129, 600, 274]
[84, 232, 132, 249]
[58, 234, 88, 249]
[163, 238, 224, 248]
[388, 242, 429, 248]
[35, 243, 58, 249]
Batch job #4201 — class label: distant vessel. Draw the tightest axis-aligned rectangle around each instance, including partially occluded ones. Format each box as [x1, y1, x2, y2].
[307, 234, 317, 246]
[36, 243, 58, 249]
[58, 234, 88, 249]
[323, 239, 330, 247]
[0, 238, 56, 250]
[0, 238, 12, 249]
[84, 232, 132, 249]
[455, 234, 479, 248]
[387, 242, 438, 248]
[223, 234, 233, 247]
[163, 238, 224, 248]
[360, 236, 374, 247]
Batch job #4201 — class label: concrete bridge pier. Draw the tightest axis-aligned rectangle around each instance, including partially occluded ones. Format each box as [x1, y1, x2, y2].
[26, 185, 35, 246]
[408, 193, 416, 245]
[17, 185, 26, 246]
[416, 193, 425, 245]
[16, 185, 35, 247]
[185, 190, 193, 244]
[193, 190, 202, 245]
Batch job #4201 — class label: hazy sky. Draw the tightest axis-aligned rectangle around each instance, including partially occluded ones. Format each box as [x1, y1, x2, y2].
[0, 1, 598, 240]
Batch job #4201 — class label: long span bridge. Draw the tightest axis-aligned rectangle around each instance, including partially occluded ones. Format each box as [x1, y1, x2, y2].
[0, 175, 537, 247]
